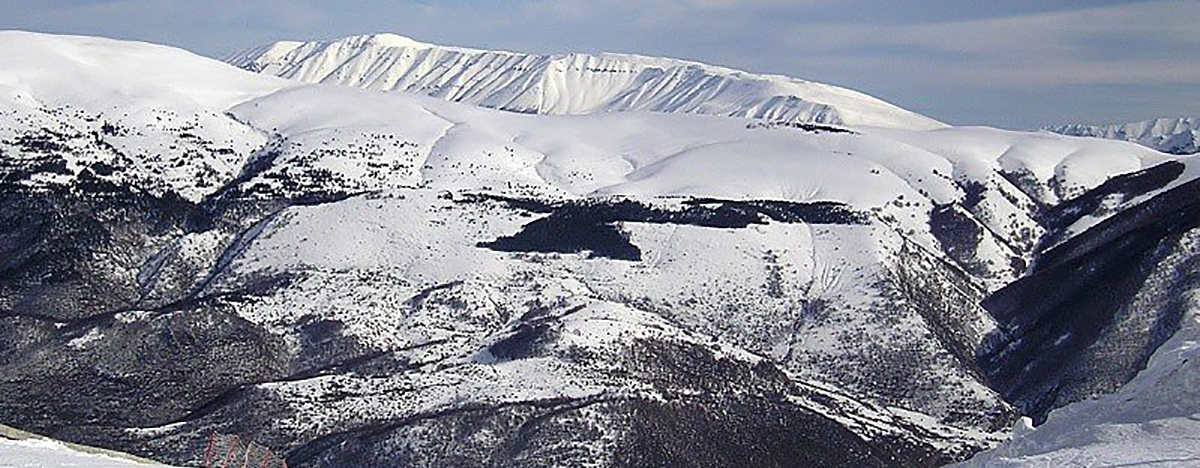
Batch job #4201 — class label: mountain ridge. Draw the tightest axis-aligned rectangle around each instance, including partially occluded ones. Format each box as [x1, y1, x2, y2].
[226, 32, 946, 130]
[1044, 117, 1199, 155]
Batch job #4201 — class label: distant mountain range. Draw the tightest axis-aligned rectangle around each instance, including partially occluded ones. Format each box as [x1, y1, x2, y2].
[1045, 117, 1199, 155]
[226, 33, 945, 130]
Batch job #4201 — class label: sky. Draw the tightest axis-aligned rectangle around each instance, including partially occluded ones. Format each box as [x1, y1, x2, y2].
[3, 0, 1197, 129]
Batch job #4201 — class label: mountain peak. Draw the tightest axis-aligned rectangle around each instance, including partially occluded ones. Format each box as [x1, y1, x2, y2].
[335, 32, 452, 51]
[357, 32, 422, 46]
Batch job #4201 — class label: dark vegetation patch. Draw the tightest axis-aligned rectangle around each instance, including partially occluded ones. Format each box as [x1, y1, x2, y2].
[928, 204, 986, 277]
[0, 301, 290, 435]
[13, 130, 75, 153]
[998, 169, 1050, 211]
[478, 197, 868, 261]
[747, 120, 859, 135]
[1033, 162, 1193, 271]
[0, 173, 204, 321]
[488, 323, 555, 361]
[485, 303, 586, 362]
[957, 180, 988, 212]
[451, 192, 557, 213]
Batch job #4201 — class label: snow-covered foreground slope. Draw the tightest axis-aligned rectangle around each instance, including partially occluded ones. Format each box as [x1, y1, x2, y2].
[1046, 117, 1200, 155]
[957, 294, 1200, 467]
[226, 33, 945, 130]
[2, 31, 1198, 468]
[0, 436, 175, 467]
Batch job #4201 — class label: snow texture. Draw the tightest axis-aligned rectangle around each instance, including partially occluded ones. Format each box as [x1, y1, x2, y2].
[0, 437, 175, 467]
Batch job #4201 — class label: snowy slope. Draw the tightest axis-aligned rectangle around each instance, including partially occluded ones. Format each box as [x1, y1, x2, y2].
[1045, 117, 1200, 155]
[0, 30, 291, 201]
[226, 33, 945, 130]
[0, 437, 176, 467]
[226, 84, 1172, 289]
[0, 31, 285, 110]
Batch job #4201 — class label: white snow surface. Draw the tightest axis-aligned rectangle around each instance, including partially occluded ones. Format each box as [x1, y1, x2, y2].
[226, 33, 946, 130]
[0, 437, 174, 467]
[229, 84, 1171, 209]
[0, 31, 286, 110]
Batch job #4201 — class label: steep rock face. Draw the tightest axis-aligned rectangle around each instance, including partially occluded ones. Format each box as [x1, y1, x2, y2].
[226, 33, 946, 130]
[1045, 117, 1200, 155]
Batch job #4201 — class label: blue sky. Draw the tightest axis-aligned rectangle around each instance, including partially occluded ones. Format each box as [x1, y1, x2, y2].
[4, 0, 1197, 129]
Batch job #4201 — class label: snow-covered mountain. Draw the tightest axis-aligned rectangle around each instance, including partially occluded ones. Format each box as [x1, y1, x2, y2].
[1045, 117, 1200, 155]
[2, 31, 1198, 468]
[225, 33, 946, 131]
